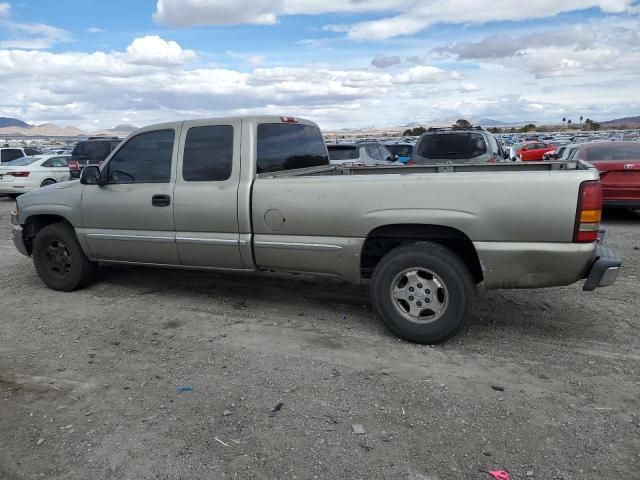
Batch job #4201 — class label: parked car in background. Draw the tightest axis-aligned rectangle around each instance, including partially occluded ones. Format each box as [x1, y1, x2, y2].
[327, 142, 397, 166]
[1, 146, 42, 164]
[571, 141, 640, 209]
[385, 143, 413, 164]
[0, 154, 70, 198]
[69, 137, 121, 179]
[411, 127, 504, 164]
[516, 142, 556, 161]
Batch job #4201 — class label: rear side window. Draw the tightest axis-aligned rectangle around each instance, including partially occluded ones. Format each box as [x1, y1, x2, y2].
[1, 149, 25, 162]
[328, 146, 359, 160]
[387, 145, 412, 157]
[417, 133, 487, 160]
[24, 148, 41, 156]
[257, 123, 329, 173]
[107, 130, 174, 184]
[182, 125, 233, 181]
[586, 144, 640, 161]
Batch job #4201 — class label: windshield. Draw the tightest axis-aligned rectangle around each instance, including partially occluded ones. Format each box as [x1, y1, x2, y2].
[586, 143, 640, 161]
[328, 146, 359, 160]
[417, 133, 487, 161]
[3, 156, 42, 166]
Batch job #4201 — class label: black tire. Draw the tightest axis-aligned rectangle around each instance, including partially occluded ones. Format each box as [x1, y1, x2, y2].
[371, 241, 474, 344]
[33, 223, 97, 291]
[7, 194, 20, 199]
[41, 179, 56, 187]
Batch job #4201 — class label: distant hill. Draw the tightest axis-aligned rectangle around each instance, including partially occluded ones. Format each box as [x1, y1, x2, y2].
[600, 116, 640, 127]
[0, 117, 31, 129]
[111, 124, 138, 133]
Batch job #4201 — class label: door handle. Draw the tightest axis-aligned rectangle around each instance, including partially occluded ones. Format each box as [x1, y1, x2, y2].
[152, 194, 171, 207]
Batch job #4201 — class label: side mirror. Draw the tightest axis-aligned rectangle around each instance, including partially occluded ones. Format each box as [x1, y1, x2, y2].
[80, 165, 104, 185]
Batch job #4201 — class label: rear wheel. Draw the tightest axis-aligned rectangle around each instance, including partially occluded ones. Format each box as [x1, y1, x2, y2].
[41, 179, 56, 187]
[371, 241, 474, 344]
[7, 194, 20, 199]
[33, 223, 96, 291]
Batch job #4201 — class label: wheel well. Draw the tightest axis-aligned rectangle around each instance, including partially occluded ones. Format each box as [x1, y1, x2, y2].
[360, 224, 483, 284]
[40, 178, 57, 187]
[22, 215, 72, 255]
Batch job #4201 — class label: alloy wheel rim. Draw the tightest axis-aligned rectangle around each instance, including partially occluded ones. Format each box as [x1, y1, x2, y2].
[390, 267, 449, 324]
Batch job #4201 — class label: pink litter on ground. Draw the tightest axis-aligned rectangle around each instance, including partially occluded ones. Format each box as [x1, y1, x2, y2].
[488, 471, 510, 480]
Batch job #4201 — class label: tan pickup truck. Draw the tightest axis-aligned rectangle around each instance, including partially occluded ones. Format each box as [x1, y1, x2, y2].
[11, 116, 621, 343]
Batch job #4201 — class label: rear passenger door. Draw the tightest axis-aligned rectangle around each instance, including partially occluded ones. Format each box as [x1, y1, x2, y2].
[173, 119, 244, 268]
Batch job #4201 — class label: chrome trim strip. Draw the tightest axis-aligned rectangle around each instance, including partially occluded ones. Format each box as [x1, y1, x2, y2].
[176, 237, 239, 246]
[87, 233, 174, 243]
[253, 240, 343, 251]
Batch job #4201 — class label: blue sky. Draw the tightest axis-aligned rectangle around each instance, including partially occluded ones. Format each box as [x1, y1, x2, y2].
[0, 0, 639, 130]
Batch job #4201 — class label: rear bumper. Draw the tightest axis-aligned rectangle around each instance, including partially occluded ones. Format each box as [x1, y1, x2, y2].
[11, 211, 29, 256]
[583, 245, 622, 291]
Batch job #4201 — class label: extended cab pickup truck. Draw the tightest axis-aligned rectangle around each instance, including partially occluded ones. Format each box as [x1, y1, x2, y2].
[11, 116, 622, 343]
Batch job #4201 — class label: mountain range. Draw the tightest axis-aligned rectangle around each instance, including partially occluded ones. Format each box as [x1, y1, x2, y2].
[0, 114, 638, 137]
[0, 117, 138, 137]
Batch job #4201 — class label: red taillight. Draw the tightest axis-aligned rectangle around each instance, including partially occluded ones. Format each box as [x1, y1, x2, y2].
[68, 160, 80, 170]
[573, 180, 602, 243]
[280, 116, 298, 123]
[8, 171, 30, 177]
[407, 159, 416, 165]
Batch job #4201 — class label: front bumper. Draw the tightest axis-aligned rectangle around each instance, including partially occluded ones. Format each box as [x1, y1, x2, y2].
[10, 211, 29, 257]
[583, 245, 622, 291]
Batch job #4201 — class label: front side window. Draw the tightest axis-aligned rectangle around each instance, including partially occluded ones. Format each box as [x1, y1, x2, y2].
[182, 125, 233, 181]
[256, 123, 328, 173]
[586, 144, 640, 161]
[107, 130, 174, 184]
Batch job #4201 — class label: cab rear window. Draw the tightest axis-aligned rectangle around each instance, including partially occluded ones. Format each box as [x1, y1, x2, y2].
[417, 133, 487, 160]
[257, 123, 329, 173]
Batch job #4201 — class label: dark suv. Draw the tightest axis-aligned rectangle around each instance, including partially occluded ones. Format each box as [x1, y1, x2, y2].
[411, 127, 504, 164]
[69, 137, 121, 179]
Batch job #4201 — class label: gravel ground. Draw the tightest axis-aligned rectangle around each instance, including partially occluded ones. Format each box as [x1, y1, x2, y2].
[0, 196, 638, 480]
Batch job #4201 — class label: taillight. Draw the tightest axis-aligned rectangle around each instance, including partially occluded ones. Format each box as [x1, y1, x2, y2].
[407, 159, 416, 165]
[573, 180, 602, 243]
[68, 160, 80, 170]
[280, 116, 298, 123]
[8, 172, 30, 177]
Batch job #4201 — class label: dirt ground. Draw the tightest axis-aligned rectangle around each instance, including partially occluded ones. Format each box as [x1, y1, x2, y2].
[0, 196, 638, 480]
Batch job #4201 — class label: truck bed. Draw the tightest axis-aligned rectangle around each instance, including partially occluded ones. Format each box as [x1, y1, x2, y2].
[255, 161, 590, 179]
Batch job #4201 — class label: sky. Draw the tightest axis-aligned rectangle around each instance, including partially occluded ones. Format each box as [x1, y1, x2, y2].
[0, 0, 639, 130]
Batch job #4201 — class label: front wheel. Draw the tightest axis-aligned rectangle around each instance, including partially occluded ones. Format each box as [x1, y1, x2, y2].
[371, 241, 474, 344]
[33, 223, 97, 291]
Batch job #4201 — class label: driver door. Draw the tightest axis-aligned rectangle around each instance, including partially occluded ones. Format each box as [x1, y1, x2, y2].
[81, 127, 181, 264]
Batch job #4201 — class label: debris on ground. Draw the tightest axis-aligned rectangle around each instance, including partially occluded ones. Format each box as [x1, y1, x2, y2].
[214, 437, 230, 447]
[223, 409, 232, 416]
[491, 385, 505, 392]
[352, 424, 366, 435]
[175, 386, 194, 394]
[269, 401, 284, 416]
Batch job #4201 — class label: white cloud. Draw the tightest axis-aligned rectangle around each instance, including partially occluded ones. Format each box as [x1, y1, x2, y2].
[394, 65, 464, 84]
[153, 0, 282, 26]
[0, 2, 71, 49]
[124, 35, 197, 66]
[152, 0, 638, 41]
[87, 27, 105, 33]
[435, 17, 640, 78]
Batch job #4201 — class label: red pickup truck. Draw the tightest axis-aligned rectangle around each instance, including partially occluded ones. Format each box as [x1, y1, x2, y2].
[572, 141, 640, 208]
[517, 141, 556, 161]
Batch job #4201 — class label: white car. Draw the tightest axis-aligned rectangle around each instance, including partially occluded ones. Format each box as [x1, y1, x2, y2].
[0, 154, 71, 198]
